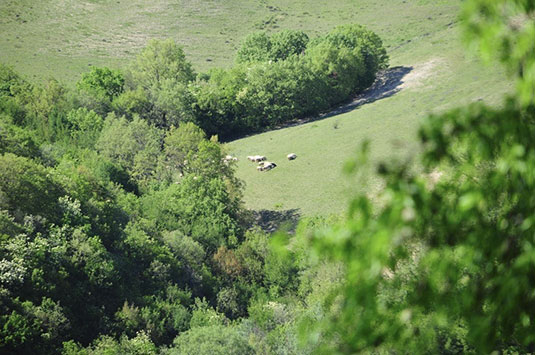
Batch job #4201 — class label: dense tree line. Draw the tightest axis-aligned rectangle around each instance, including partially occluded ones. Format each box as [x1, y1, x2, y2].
[0, 65, 247, 352]
[0, 61, 304, 353]
[2, 2, 534, 353]
[193, 25, 388, 137]
[0, 23, 384, 354]
[75, 25, 388, 140]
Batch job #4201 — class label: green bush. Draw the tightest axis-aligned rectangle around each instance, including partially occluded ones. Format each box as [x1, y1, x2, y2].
[0, 153, 64, 223]
[236, 29, 309, 63]
[97, 114, 162, 187]
[127, 39, 196, 128]
[0, 118, 39, 158]
[65, 108, 103, 148]
[167, 325, 252, 355]
[77, 67, 124, 101]
[192, 25, 388, 138]
[76, 67, 124, 115]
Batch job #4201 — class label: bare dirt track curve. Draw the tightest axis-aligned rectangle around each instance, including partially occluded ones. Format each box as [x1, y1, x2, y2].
[320, 65, 413, 119]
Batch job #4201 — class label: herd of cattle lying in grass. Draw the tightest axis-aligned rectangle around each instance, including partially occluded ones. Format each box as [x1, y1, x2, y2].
[223, 153, 297, 172]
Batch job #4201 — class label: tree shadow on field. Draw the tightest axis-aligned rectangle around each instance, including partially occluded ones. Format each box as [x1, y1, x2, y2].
[250, 208, 301, 234]
[224, 66, 413, 141]
[273, 66, 413, 129]
[320, 65, 413, 119]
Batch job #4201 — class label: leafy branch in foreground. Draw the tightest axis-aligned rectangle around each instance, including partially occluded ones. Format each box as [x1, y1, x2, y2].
[301, 0, 535, 353]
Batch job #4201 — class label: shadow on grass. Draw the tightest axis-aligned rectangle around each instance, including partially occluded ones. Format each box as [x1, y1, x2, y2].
[319, 65, 413, 120]
[227, 66, 413, 141]
[250, 208, 301, 234]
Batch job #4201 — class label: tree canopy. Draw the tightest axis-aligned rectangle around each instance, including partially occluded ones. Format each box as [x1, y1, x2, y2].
[294, 0, 535, 352]
[1, 1, 533, 353]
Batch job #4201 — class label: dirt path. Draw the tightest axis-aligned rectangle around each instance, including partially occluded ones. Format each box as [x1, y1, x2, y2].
[319, 65, 413, 120]
[400, 58, 441, 90]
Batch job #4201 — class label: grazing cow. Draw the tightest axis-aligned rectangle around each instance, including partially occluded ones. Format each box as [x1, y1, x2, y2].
[248, 155, 266, 162]
[287, 153, 297, 160]
[223, 155, 238, 165]
[257, 161, 277, 171]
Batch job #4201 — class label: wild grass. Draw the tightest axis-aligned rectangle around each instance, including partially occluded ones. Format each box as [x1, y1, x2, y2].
[2, 0, 458, 83]
[0, 0, 513, 216]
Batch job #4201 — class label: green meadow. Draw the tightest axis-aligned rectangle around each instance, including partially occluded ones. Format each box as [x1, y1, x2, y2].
[2, 0, 474, 83]
[0, 0, 513, 216]
[226, 3, 513, 216]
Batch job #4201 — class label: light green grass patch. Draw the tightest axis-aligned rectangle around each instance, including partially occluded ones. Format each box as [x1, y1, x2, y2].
[227, 22, 513, 216]
[2, 0, 459, 84]
[0, 0, 514, 216]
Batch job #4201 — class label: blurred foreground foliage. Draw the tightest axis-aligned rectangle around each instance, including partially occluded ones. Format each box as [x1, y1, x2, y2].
[1, 0, 533, 353]
[296, 0, 535, 353]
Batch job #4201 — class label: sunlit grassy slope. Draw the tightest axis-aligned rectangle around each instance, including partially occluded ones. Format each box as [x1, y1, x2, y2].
[0, 0, 512, 216]
[2, 0, 472, 83]
[226, 2, 513, 216]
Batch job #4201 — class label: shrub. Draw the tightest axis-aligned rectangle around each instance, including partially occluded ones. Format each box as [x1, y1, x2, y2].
[191, 25, 387, 138]
[236, 30, 309, 63]
[97, 114, 162, 186]
[167, 324, 252, 355]
[76, 67, 124, 115]
[0, 153, 64, 223]
[128, 39, 196, 128]
[65, 108, 103, 148]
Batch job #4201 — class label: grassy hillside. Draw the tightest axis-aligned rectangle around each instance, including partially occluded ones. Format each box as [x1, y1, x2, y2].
[0, 0, 513, 216]
[226, 2, 513, 216]
[4, 0, 457, 83]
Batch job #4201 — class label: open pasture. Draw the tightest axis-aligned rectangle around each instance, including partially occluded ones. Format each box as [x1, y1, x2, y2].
[227, 15, 512, 216]
[0, 0, 513, 216]
[3, 0, 459, 83]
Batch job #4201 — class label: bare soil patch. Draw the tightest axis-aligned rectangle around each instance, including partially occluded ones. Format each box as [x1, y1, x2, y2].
[400, 58, 442, 90]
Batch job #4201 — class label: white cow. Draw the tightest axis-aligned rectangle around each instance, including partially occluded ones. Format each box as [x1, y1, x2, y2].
[248, 155, 266, 162]
[222, 155, 238, 165]
[257, 161, 277, 171]
[287, 153, 297, 160]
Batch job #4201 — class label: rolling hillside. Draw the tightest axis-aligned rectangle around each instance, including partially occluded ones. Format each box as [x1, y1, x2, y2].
[226, 2, 513, 216]
[2, 0, 467, 83]
[0, 0, 513, 216]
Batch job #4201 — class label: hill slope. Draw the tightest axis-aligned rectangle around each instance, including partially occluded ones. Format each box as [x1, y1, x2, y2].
[226, 2, 513, 216]
[0, 0, 512, 216]
[3, 0, 461, 83]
